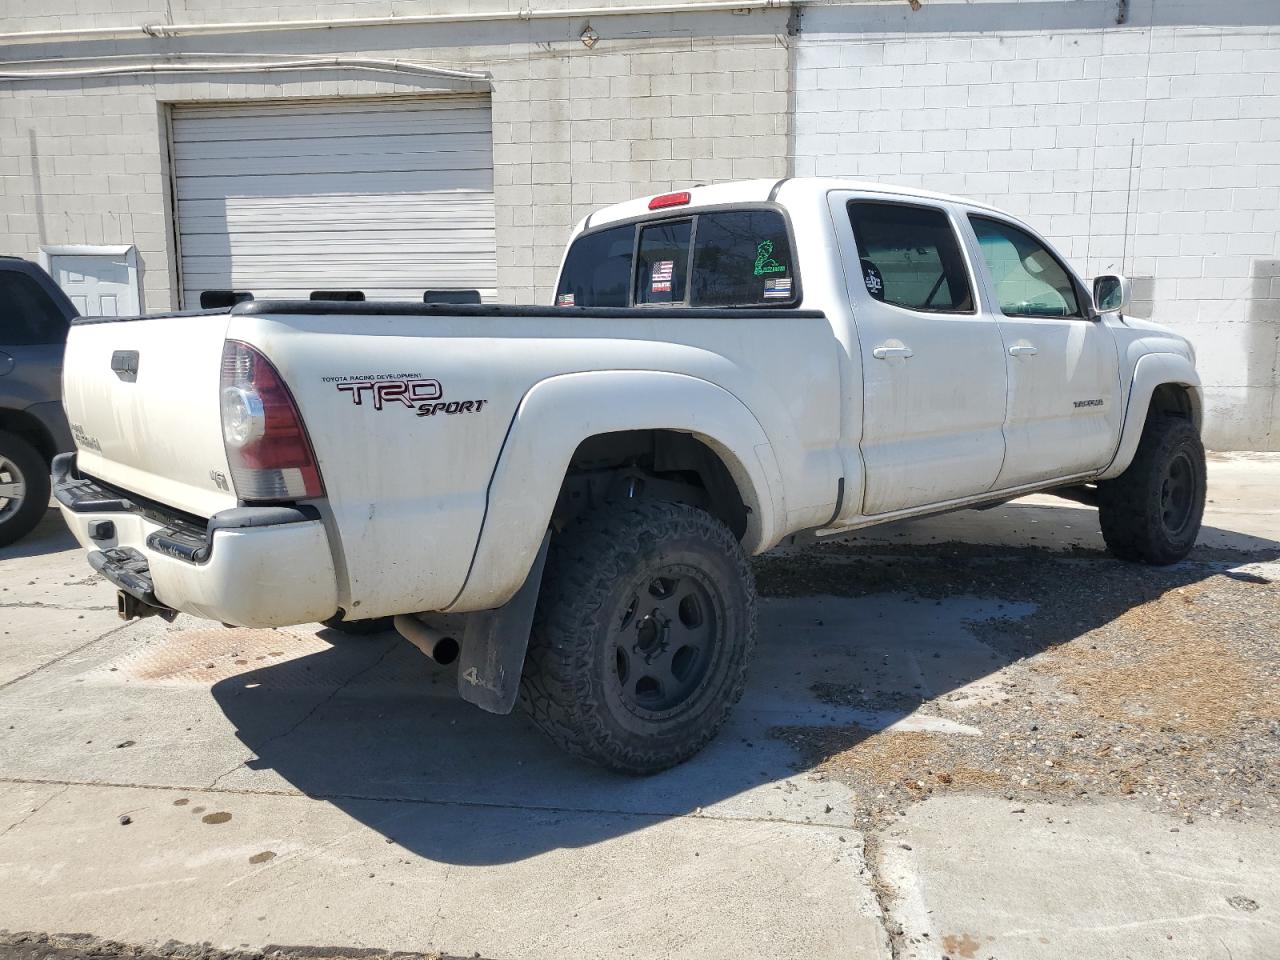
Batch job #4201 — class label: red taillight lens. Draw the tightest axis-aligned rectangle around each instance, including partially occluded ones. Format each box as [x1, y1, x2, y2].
[648, 191, 691, 210]
[220, 340, 323, 501]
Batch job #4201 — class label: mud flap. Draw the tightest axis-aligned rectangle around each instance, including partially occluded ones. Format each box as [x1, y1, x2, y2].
[456, 528, 551, 715]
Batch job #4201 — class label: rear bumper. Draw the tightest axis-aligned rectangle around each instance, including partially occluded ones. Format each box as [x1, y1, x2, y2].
[53, 453, 339, 628]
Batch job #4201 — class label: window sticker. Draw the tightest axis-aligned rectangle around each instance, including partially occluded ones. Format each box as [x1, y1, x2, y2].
[651, 259, 674, 293]
[763, 277, 792, 299]
[556, 292, 575, 306]
[753, 240, 787, 276]
[860, 258, 885, 299]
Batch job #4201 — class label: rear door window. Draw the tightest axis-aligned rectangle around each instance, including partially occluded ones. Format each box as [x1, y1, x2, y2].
[846, 202, 974, 313]
[554, 224, 633, 308]
[0, 270, 70, 345]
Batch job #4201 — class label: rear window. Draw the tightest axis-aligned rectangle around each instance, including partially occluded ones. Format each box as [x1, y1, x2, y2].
[635, 220, 691, 305]
[554, 207, 797, 308]
[555, 224, 632, 308]
[691, 210, 795, 306]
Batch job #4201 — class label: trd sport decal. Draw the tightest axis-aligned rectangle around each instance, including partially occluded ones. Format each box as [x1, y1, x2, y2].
[325, 374, 488, 418]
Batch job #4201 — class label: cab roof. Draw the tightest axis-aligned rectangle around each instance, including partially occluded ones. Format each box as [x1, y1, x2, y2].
[579, 177, 1013, 234]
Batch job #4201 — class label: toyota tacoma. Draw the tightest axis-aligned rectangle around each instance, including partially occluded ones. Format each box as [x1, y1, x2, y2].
[53, 178, 1206, 772]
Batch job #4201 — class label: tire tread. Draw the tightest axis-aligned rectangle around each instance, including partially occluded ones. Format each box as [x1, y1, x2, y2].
[1097, 414, 1205, 565]
[519, 500, 756, 774]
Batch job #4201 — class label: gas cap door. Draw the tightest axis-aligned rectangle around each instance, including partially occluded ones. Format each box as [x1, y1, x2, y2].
[0, 350, 14, 377]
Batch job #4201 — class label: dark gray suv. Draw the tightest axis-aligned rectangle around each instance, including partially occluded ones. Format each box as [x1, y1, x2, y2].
[0, 257, 76, 546]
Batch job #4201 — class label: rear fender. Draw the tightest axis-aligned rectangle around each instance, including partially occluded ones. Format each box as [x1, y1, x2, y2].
[446, 370, 785, 613]
[1099, 352, 1202, 481]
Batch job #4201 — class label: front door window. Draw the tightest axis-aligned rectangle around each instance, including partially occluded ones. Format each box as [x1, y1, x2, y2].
[969, 216, 1081, 319]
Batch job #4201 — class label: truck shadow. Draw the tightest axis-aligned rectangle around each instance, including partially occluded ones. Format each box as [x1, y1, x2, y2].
[210, 504, 1277, 866]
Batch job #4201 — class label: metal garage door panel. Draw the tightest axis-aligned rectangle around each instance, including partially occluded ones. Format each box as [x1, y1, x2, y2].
[171, 97, 496, 305]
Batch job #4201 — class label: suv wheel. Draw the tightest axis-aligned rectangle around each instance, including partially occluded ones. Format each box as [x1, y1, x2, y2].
[1097, 415, 1206, 565]
[520, 500, 757, 774]
[0, 431, 50, 548]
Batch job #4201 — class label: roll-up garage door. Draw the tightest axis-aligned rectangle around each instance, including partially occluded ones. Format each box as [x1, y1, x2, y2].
[171, 96, 496, 305]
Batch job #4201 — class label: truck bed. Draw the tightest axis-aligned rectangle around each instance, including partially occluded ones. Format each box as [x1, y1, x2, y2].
[61, 299, 841, 622]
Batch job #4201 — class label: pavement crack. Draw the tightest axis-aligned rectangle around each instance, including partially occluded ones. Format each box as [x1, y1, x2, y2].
[862, 830, 904, 960]
[0, 620, 133, 693]
[206, 638, 399, 790]
[0, 774, 844, 830]
[0, 783, 69, 838]
[0, 601, 114, 610]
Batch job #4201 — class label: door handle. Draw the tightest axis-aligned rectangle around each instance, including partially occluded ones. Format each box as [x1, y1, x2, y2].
[1008, 344, 1038, 357]
[872, 345, 914, 360]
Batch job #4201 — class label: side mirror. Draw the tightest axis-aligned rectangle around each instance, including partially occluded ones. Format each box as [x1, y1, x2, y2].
[1092, 274, 1130, 315]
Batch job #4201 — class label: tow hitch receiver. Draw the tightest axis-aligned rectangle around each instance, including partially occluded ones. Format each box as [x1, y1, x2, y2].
[117, 589, 167, 621]
[88, 547, 177, 622]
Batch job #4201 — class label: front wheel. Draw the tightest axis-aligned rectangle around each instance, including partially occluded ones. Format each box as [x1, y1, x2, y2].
[1097, 415, 1206, 565]
[519, 500, 757, 774]
[0, 431, 50, 548]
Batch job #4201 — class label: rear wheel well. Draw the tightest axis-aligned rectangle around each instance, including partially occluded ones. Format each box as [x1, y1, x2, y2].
[0, 408, 55, 465]
[553, 430, 750, 541]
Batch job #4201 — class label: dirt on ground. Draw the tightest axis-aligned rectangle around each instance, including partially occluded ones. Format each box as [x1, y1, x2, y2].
[756, 539, 1279, 829]
[0, 934, 453, 960]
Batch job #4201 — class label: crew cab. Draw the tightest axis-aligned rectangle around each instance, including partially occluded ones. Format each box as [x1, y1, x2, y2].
[54, 178, 1206, 772]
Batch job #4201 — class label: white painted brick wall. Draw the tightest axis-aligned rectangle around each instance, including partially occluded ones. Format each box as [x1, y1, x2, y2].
[3, 0, 1276, 448]
[796, 0, 1280, 450]
[0, 3, 791, 308]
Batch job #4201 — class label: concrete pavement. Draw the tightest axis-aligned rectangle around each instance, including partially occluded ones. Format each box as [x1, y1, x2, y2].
[1, 453, 1277, 960]
[0, 516, 889, 960]
[882, 796, 1277, 960]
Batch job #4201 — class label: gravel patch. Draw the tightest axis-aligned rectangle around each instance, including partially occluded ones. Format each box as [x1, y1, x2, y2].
[756, 540, 1279, 829]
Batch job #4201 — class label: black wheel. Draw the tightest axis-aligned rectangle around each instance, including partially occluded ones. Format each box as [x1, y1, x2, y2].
[1097, 414, 1206, 565]
[0, 431, 50, 548]
[520, 500, 757, 774]
[322, 615, 394, 635]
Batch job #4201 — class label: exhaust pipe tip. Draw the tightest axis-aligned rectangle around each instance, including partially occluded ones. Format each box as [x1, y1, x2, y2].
[393, 614, 459, 665]
[432, 635, 460, 665]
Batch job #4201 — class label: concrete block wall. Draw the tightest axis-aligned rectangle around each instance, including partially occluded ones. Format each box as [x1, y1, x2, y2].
[795, 0, 1280, 450]
[0, 2, 790, 307]
[4, 0, 1278, 448]
[489, 37, 790, 300]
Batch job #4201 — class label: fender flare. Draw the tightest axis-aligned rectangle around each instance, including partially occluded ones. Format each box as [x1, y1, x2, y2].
[1098, 352, 1203, 481]
[446, 369, 786, 613]
[0, 400, 71, 460]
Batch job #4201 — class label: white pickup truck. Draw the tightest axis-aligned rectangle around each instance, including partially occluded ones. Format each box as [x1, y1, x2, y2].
[54, 178, 1205, 773]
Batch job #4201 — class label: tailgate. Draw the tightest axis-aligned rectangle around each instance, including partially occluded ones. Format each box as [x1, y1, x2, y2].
[62, 314, 238, 519]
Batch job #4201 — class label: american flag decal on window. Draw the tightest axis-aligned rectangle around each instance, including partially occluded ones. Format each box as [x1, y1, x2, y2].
[764, 277, 792, 299]
[651, 259, 674, 293]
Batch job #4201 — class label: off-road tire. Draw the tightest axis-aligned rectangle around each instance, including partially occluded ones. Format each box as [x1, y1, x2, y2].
[519, 500, 757, 774]
[0, 431, 50, 548]
[322, 615, 394, 635]
[1097, 414, 1206, 565]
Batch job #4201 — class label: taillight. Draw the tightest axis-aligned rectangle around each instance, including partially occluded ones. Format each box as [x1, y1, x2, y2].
[648, 191, 691, 210]
[219, 340, 324, 500]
